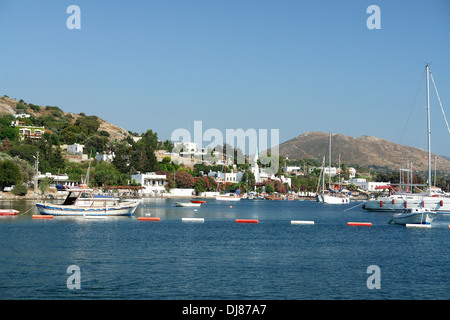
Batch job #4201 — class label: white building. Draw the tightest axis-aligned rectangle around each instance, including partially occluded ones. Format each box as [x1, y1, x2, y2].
[208, 170, 243, 184]
[67, 143, 84, 156]
[95, 152, 115, 163]
[131, 172, 168, 195]
[349, 178, 390, 192]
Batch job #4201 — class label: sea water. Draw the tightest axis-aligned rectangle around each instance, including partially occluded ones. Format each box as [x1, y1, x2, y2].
[0, 198, 449, 300]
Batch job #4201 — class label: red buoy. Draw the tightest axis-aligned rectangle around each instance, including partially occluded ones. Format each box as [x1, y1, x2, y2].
[380, 201, 383, 208]
[440, 200, 444, 206]
[32, 215, 54, 219]
[348, 222, 372, 227]
[235, 219, 258, 224]
[392, 199, 395, 205]
[404, 202, 407, 208]
[138, 217, 160, 221]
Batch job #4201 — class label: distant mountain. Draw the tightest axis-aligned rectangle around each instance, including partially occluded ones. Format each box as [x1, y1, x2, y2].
[277, 131, 450, 174]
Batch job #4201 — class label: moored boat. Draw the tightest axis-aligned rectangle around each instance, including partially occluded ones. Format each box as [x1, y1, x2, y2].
[216, 193, 241, 201]
[390, 208, 437, 225]
[190, 200, 206, 204]
[35, 185, 140, 216]
[174, 202, 202, 207]
[0, 209, 19, 216]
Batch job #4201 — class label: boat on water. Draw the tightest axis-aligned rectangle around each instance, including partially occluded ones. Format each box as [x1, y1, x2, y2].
[0, 209, 19, 216]
[190, 200, 206, 204]
[216, 193, 241, 201]
[364, 64, 450, 213]
[390, 208, 437, 225]
[316, 131, 350, 204]
[35, 185, 140, 216]
[174, 202, 202, 207]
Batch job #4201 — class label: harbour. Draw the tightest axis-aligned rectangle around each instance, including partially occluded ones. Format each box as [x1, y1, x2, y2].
[1, 198, 449, 300]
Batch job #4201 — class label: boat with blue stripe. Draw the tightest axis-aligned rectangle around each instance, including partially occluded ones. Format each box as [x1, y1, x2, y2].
[35, 184, 140, 217]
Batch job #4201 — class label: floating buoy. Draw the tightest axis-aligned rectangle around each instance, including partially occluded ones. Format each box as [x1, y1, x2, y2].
[380, 201, 383, 207]
[347, 222, 372, 227]
[422, 201, 425, 207]
[138, 217, 160, 221]
[406, 224, 431, 228]
[235, 219, 258, 224]
[392, 199, 395, 205]
[291, 220, 314, 225]
[182, 218, 204, 223]
[440, 200, 444, 206]
[404, 201, 407, 208]
[230, 206, 232, 208]
[32, 215, 54, 219]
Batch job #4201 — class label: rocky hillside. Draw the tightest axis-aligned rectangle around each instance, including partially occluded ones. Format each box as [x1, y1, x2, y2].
[0, 95, 130, 141]
[278, 131, 450, 174]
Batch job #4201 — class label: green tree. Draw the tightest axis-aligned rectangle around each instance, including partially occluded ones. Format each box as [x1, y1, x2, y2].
[0, 160, 23, 188]
[75, 115, 100, 135]
[91, 162, 122, 187]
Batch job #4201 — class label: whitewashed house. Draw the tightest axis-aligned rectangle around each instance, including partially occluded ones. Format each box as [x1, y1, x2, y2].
[131, 172, 168, 195]
[66, 143, 84, 156]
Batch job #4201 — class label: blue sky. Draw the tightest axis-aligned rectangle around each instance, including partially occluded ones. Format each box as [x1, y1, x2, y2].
[1, 0, 450, 156]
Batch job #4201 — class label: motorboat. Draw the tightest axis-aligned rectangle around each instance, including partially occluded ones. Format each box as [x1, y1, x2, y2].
[390, 207, 437, 225]
[174, 202, 202, 207]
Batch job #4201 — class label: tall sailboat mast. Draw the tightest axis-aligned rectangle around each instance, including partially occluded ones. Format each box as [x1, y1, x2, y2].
[426, 64, 432, 194]
[328, 131, 331, 188]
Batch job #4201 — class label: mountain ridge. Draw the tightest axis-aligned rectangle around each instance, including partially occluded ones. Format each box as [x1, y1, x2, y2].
[277, 131, 450, 174]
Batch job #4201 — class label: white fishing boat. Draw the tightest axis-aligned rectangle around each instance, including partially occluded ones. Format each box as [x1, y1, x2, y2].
[35, 185, 140, 216]
[390, 208, 437, 225]
[174, 202, 202, 207]
[216, 193, 241, 201]
[364, 64, 450, 213]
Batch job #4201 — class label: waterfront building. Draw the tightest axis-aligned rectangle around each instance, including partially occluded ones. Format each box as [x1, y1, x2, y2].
[131, 172, 168, 195]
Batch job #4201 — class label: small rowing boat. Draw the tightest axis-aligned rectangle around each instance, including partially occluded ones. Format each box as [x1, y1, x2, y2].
[0, 209, 19, 216]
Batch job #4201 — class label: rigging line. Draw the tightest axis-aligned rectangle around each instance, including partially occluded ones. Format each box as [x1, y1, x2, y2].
[399, 69, 426, 145]
[429, 70, 450, 135]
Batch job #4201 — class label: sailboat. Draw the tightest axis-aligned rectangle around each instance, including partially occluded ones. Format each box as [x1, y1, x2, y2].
[316, 132, 350, 204]
[386, 64, 440, 225]
[363, 64, 450, 216]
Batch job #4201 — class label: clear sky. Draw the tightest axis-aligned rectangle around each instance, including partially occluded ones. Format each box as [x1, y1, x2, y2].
[1, 0, 450, 156]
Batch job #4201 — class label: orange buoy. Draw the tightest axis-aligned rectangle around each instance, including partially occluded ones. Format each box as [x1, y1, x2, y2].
[230, 206, 232, 208]
[348, 222, 372, 227]
[380, 201, 383, 207]
[392, 199, 395, 205]
[440, 200, 444, 206]
[138, 217, 160, 221]
[32, 215, 54, 219]
[235, 219, 258, 224]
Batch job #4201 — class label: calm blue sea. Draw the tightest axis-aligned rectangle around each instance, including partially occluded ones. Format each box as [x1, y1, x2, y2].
[0, 198, 449, 300]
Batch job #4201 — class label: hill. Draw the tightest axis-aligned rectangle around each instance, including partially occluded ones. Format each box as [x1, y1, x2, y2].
[0, 95, 130, 141]
[277, 131, 450, 175]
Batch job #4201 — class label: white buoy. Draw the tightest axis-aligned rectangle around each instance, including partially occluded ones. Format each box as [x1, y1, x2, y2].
[182, 218, 204, 223]
[406, 224, 431, 228]
[291, 220, 314, 225]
